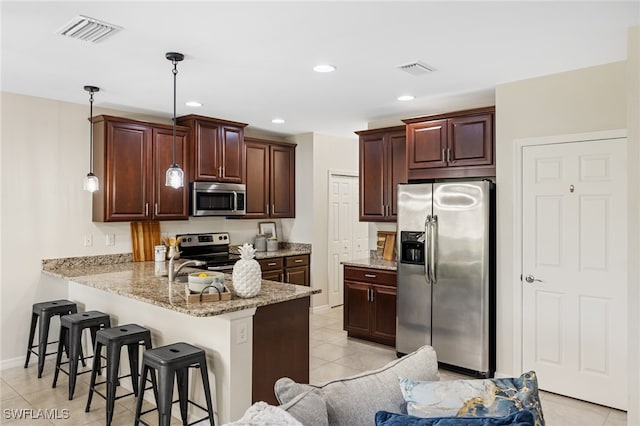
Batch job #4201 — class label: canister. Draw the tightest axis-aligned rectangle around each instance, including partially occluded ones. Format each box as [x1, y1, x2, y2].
[254, 234, 267, 252]
[154, 245, 167, 262]
[267, 238, 279, 252]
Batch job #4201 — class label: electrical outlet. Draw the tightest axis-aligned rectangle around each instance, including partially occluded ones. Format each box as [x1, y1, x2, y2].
[84, 235, 93, 247]
[237, 321, 248, 344]
[106, 234, 115, 246]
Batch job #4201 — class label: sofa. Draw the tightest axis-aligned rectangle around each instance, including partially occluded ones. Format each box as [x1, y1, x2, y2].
[226, 345, 544, 426]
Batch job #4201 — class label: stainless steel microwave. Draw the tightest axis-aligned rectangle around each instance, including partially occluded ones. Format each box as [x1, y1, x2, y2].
[190, 182, 246, 216]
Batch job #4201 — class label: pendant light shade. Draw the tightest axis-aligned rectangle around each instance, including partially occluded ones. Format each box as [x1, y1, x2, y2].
[165, 52, 184, 189]
[84, 85, 100, 192]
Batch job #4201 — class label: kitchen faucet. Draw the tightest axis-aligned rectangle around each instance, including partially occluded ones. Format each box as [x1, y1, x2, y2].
[168, 252, 206, 282]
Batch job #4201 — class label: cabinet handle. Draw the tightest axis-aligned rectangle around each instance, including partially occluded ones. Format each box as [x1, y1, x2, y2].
[267, 262, 277, 266]
[370, 288, 375, 302]
[281, 273, 285, 282]
[266, 204, 270, 215]
[442, 148, 447, 163]
[286, 272, 290, 282]
[447, 148, 452, 163]
[272, 204, 275, 215]
[154, 203, 158, 216]
[366, 288, 371, 302]
[294, 259, 303, 263]
[145, 203, 149, 217]
[365, 274, 377, 278]
[218, 166, 222, 177]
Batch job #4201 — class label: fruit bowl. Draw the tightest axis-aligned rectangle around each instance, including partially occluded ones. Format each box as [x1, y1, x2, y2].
[188, 272, 225, 293]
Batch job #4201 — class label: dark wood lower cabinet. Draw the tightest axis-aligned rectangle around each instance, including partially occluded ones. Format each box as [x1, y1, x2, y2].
[343, 265, 397, 346]
[258, 254, 310, 286]
[252, 297, 310, 405]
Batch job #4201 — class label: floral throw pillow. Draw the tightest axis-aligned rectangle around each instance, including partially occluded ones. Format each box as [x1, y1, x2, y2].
[398, 371, 544, 426]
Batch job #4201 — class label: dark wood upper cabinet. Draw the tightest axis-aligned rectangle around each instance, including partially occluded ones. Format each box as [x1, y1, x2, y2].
[176, 115, 247, 183]
[356, 126, 406, 222]
[244, 137, 295, 219]
[404, 107, 495, 180]
[92, 115, 189, 222]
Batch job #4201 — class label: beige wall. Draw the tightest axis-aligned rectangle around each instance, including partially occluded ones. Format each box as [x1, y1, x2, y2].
[494, 61, 629, 382]
[0, 92, 293, 364]
[627, 25, 640, 426]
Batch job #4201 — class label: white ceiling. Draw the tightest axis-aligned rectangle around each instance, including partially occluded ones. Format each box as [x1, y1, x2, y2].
[2, 1, 638, 139]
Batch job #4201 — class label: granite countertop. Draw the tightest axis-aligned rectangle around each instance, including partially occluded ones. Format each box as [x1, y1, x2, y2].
[232, 242, 311, 260]
[341, 256, 397, 271]
[42, 254, 319, 318]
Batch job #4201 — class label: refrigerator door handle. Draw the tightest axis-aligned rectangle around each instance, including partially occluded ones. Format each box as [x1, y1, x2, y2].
[425, 215, 432, 285]
[430, 215, 438, 284]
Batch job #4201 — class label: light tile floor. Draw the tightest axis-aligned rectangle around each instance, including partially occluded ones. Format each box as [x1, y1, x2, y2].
[0, 306, 629, 425]
[309, 306, 628, 426]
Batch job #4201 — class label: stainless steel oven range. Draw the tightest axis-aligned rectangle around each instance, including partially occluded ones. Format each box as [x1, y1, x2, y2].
[176, 232, 239, 272]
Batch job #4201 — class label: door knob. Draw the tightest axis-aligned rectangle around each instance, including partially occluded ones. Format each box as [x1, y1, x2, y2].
[525, 274, 543, 283]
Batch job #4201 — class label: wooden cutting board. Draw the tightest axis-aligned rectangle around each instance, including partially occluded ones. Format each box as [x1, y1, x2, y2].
[130, 221, 161, 261]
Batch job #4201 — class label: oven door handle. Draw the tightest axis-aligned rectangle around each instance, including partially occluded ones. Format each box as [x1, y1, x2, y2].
[207, 265, 235, 272]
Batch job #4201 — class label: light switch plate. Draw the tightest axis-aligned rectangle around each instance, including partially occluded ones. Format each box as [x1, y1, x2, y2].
[84, 235, 93, 247]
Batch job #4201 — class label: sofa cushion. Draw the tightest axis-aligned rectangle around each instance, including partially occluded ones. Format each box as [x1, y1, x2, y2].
[279, 388, 329, 426]
[224, 401, 302, 425]
[375, 410, 536, 426]
[398, 371, 544, 426]
[275, 345, 439, 426]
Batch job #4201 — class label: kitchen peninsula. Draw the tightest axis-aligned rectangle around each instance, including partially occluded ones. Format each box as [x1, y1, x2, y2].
[42, 255, 319, 424]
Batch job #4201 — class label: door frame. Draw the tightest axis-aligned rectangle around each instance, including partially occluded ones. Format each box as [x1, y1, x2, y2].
[327, 170, 359, 308]
[511, 129, 627, 375]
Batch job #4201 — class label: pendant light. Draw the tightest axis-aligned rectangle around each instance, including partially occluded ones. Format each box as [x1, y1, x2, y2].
[83, 85, 100, 192]
[165, 52, 185, 189]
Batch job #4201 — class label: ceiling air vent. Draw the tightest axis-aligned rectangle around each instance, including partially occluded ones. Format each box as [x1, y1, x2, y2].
[56, 15, 122, 43]
[397, 61, 435, 76]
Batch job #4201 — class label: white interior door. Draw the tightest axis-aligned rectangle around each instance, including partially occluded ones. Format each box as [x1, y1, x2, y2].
[328, 173, 367, 307]
[521, 138, 627, 410]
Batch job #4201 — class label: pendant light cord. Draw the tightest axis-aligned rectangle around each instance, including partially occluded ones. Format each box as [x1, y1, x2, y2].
[89, 90, 94, 174]
[172, 59, 178, 166]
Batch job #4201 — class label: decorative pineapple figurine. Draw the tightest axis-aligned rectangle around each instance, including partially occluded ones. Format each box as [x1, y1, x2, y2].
[230, 243, 262, 298]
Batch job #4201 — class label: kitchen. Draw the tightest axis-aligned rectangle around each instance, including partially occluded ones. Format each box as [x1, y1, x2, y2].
[1, 2, 639, 425]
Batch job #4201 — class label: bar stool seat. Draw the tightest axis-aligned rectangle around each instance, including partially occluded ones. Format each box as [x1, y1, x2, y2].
[52, 310, 111, 400]
[85, 324, 154, 426]
[134, 342, 216, 426]
[25, 299, 78, 378]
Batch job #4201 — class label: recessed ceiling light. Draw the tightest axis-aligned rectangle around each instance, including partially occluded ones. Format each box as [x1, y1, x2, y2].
[397, 95, 415, 101]
[313, 64, 336, 73]
[185, 101, 202, 107]
[272, 118, 285, 124]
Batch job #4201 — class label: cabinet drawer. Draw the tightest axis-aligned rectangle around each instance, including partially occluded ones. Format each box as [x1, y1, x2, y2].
[285, 254, 309, 268]
[344, 266, 396, 287]
[259, 257, 284, 272]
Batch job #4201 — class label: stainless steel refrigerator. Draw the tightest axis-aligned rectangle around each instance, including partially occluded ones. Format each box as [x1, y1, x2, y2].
[396, 180, 495, 378]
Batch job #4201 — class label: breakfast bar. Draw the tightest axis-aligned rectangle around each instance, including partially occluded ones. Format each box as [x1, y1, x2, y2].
[42, 256, 319, 424]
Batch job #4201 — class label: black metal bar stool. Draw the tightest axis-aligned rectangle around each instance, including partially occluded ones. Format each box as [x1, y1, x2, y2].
[52, 310, 111, 400]
[25, 299, 78, 378]
[85, 324, 154, 426]
[134, 342, 216, 426]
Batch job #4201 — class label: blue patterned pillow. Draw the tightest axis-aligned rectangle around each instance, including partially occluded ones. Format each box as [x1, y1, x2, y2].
[398, 371, 544, 426]
[375, 410, 536, 426]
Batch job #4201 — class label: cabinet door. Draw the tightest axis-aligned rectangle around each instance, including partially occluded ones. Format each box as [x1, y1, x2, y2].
[152, 127, 189, 220]
[447, 114, 493, 167]
[387, 131, 407, 219]
[220, 125, 244, 183]
[344, 281, 371, 335]
[262, 270, 283, 282]
[286, 266, 309, 286]
[370, 285, 397, 345]
[407, 119, 448, 170]
[193, 120, 220, 181]
[270, 144, 295, 218]
[359, 133, 386, 221]
[105, 121, 151, 221]
[244, 140, 270, 218]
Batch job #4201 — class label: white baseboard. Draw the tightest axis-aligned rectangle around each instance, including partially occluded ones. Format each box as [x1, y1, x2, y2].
[493, 371, 513, 379]
[311, 304, 330, 314]
[1, 356, 24, 371]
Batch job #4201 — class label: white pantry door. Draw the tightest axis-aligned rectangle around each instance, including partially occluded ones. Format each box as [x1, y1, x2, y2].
[328, 173, 368, 308]
[521, 138, 627, 410]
